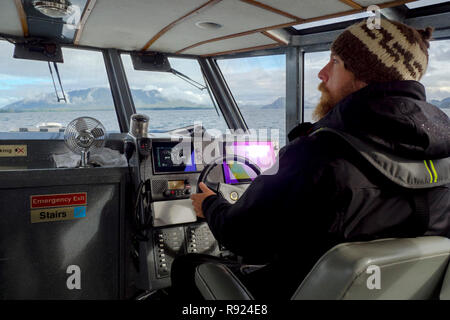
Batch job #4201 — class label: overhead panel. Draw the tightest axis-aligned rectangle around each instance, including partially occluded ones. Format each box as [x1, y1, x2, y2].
[148, 0, 294, 53]
[78, 0, 207, 50]
[0, 0, 422, 56]
[0, 0, 27, 36]
[182, 32, 278, 56]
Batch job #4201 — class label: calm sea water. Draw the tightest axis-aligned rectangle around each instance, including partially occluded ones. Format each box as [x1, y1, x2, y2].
[1, 108, 448, 147]
[0, 108, 291, 145]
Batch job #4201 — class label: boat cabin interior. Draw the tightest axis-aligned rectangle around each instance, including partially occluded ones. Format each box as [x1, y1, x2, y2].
[0, 0, 449, 301]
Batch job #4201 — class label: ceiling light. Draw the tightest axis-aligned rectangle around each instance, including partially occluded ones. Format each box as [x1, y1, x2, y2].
[195, 21, 223, 30]
[33, 0, 74, 19]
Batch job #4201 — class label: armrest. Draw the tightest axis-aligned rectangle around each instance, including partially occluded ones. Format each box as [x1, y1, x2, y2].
[195, 263, 254, 300]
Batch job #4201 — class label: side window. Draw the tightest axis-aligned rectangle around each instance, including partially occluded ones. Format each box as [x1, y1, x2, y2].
[121, 55, 228, 133]
[304, 41, 450, 122]
[217, 55, 286, 146]
[0, 41, 118, 134]
[303, 51, 330, 123]
[421, 39, 450, 117]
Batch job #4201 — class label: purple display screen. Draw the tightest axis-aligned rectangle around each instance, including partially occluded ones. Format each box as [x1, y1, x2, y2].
[223, 141, 276, 184]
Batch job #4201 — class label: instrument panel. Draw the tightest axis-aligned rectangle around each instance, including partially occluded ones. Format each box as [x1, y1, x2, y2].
[132, 135, 278, 288]
[152, 141, 198, 174]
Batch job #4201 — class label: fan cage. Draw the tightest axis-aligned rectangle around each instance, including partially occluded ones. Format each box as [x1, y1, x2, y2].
[64, 116, 106, 155]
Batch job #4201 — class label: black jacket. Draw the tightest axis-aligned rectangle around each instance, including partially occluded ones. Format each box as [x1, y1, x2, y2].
[202, 81, 450, 298]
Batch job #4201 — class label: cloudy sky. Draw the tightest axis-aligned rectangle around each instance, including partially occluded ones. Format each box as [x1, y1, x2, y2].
[0, 36, 449, 109]
[420, 40, 450, 101]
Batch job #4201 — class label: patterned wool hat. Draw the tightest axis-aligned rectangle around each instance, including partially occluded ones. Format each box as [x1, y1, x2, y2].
[331, 18, 433, 83]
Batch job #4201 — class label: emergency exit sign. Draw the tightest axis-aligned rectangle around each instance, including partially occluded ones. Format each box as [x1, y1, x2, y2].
[31, 193, 87, 209]
[30, 193, 88, 224]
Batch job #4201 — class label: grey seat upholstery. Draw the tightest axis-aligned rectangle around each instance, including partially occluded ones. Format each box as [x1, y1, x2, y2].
[195, 263, 254, 300]
[294, 236, 450, 299]
[195, 237, 450, 300]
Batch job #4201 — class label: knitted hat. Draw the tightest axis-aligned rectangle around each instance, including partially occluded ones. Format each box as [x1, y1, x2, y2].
[331, 18, 433, 83]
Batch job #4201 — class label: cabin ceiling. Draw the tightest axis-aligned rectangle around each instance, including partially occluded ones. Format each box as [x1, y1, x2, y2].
[0, 0, 427, 56]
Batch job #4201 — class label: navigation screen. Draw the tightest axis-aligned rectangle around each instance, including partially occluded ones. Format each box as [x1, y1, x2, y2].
[223, 141, 276, 184]
[153, 141, 197, 173]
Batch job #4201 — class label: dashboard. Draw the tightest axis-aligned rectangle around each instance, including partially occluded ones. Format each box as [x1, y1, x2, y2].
[130, 133, 278, 290]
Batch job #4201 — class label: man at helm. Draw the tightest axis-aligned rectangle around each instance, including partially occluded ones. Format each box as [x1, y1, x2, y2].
[173, 18, 450, 300]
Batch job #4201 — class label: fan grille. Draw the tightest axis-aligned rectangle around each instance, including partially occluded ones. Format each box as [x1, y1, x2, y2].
[64, 117, 106, 155]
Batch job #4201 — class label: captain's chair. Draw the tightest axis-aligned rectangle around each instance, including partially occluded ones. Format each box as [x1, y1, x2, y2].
[195, 237, 450, 300]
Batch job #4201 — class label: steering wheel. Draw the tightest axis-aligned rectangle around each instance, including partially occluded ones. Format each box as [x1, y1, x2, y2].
[197, 155, 262, 203]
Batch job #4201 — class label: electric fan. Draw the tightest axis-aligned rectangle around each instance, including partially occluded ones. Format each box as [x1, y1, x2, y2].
[64, 117, 106, 167]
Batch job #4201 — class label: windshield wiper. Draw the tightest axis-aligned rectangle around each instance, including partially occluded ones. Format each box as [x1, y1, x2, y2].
[170, 68, 207, 91]
[170, 67, 220, 117]
[48, 61, 67, 103]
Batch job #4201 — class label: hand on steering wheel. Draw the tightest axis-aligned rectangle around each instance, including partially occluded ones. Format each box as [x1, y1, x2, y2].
[197, 155, 262, 193]
[191, 155, 261, 218]
[190, 182, 216, 218]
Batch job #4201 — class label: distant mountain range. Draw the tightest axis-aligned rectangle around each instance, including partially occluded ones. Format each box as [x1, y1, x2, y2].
[1, 87, 449, 112]
[257, 96, 450, 109]
[431, 97, 450, 109]
[261, 97, 285, 109]
[0, 87, 212, 112]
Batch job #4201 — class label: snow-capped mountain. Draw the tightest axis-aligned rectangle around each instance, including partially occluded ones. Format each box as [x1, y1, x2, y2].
[0, 87, 206, 112]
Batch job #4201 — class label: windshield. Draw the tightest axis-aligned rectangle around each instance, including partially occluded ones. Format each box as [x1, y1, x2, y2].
[216, 54, 286, 146]
[121, 54, 228, 134]
[0, 40, 118, 133]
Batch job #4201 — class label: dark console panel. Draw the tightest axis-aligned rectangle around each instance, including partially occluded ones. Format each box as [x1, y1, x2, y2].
[133, 136, 277, 291]
[133, 137, 229, 291]
[152, 222, 228, 279]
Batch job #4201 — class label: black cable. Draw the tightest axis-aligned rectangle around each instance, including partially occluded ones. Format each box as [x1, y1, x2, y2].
[133, 180, 154, 240]
[125, 140, 153, 240]
[133, 180, 149, 241]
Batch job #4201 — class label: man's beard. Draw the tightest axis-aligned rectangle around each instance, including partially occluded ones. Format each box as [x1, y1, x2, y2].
[312, 81, 357, 121]
[312, 82, 336, 121]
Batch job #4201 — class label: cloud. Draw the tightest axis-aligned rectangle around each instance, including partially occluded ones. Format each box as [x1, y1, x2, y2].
[142, 84, 160, 91]
[421, 41, 450, 100]
[303, 45, 450, 103]
[429, 39, 450, 61]
[122, 54, 212, 104]
[217, 55, 286, 106]
[157, 86, 210, 104]
[0, 96, 18, 106]
[221, 68, 286, 105]
[304, 51, 329, 107]
[0, 41, 112, 106]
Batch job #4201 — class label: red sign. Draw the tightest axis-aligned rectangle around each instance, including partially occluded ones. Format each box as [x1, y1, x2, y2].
[30, 193, 87, 209]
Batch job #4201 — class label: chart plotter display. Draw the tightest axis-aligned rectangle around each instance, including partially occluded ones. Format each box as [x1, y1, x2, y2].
[223, 141, 276, 184]
[152, 141, 197, 173]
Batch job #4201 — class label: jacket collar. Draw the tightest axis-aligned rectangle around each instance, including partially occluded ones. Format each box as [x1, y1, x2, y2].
[314, 80, 450, 159]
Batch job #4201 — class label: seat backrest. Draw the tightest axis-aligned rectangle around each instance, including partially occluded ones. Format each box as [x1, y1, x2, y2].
[292, 236, 450, 300]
